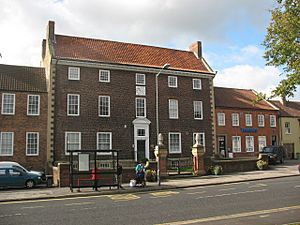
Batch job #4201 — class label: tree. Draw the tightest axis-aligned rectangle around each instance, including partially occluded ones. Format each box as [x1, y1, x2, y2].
[263, 0, 300, 98]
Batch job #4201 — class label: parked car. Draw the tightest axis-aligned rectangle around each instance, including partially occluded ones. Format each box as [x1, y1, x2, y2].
[0, 161, 46, 188]
[261, 146, 285, 164]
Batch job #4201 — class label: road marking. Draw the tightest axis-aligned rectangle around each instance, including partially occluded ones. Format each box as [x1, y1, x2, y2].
[295, 185, 300, 188]
[0, 195, 107, 205]
[21, 205, 45, 209]
[155, 205, 300, 225]
[187, 191, 206, 195]
[248, 183, 267, 188]
[218, 188, 235, 192]
[184, 186, 206, 190]
[150, 191, 179, 198]
[0, 213, 24, 218]
[65, 202, 95, 206]
[107, 194, 140, 202]
[196, 189, 267, 199]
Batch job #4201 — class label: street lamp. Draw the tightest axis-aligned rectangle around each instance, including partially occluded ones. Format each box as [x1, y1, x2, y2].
[155, 63, 170, 144]
[155, 63, 170, 186]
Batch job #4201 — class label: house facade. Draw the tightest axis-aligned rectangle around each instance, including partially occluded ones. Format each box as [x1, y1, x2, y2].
[0, 64, 48, 171]
[42, 21, 216, 166]
[270, 100, 300, 159]
[214, 87, 279, 158]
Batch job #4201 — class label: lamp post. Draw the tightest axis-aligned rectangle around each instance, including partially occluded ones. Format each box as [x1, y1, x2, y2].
[155, 63, 170, 186]
[155, 63, 170, 144]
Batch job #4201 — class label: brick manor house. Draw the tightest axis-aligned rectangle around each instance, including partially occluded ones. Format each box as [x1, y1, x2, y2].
[42, 21, 216, 167]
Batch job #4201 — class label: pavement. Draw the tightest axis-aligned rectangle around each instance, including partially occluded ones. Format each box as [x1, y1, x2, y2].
[0, 160, 299, 203]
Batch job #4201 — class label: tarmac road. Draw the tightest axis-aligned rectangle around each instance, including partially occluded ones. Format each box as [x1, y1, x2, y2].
[0, 176, 299, 225]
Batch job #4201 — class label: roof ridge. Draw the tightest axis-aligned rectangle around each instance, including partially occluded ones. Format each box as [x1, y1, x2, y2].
[0, 63, 44, 70]
[55, 34, 193, 54]
[214, 86, 252, 91]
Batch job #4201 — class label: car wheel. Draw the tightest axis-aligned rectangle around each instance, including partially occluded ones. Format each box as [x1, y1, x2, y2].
[25, 180, 35, 188]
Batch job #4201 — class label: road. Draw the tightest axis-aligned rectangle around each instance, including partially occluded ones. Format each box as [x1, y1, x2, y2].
[0, 176, 299, 225]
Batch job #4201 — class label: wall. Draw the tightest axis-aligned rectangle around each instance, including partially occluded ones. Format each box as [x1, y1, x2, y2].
[0, 91, 48, 171]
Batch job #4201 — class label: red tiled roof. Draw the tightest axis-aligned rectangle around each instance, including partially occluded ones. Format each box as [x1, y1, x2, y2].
[0, 64, 47, 93]
[270, 100, 300, 117]
[214, 87, 277, 111]
[54, 35, 212, 74]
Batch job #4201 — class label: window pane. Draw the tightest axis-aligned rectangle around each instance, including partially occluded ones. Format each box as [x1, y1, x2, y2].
[169, 99, 178, 119]
[136, 98, 146, 117]
[169, 133, 181, 153]
[97, 133, 111, 150]
[68, 67, 80, 80]
[218, 113, 225, 126]
[136, 74, 145, 85]
[258, 115, 264, 127]
[194, 101, 203, 119]
[68, 95, 79, 115]
[99, 70, 110, 82]
[2, 94, 15, 114]
[66, 133, 81, 153]
[99, 96, 110, 116]
[168, 76, 177, 87]
[0, 132, 13, 155]
[232, 136, 241, 152]
[27, 133, 39, 155]
[246, 136, 254, 152]
[28, 95, 39, 115]
[193, 79, 201, 89]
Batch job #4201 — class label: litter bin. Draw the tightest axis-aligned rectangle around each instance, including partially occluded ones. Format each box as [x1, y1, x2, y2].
[46, 175, 53, 187]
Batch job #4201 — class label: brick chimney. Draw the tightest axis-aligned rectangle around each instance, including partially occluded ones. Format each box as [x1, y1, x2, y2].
[46, 21, 55, 43]
[189, 41, 202, 59]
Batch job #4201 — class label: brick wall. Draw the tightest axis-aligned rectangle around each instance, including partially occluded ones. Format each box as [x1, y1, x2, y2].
[0, 91, 48, 171]
[215, 107, 279, 157]
[53, 64, 213, 163]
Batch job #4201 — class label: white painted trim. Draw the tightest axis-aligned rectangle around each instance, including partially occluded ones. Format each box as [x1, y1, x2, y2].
[169, 99, 179, 119]
[193, 79, 202, 90]
[0, 132, 14, 156]
[1, 93, 15, 115]
[98, 95, 110, 117]
[26, 132, 39, 156]
[245, 136, 254, 152]
[232, 136, 241, 153]
[68, 67, 80, 80]
[96, 132, 112, 155]
[67, 94, 80, 116]
[168, 132, 182, 154]
[168, 76, 178, 88]
[27, 95, 40, 116]
[65, 132, 81, 155]
[133, 123, 150, 161]
[54, 59, 215, 79]
[135, 97, 146, 118]
[99, 69, 110, 83]
[193, 101, 203, 120]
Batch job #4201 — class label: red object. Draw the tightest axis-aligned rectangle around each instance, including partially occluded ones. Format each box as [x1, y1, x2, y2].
[92, 168, 100, 180]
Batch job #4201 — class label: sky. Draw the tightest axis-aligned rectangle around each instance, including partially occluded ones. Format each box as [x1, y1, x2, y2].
[0, 0, 299, 100]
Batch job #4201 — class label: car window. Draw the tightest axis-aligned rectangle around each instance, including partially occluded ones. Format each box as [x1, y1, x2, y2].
[8, 168, 23, 176]
[0, 169, 6, 176]
[262, 147, 274, 153]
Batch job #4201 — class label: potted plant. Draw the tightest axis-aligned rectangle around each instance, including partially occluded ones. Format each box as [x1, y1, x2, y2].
[146, 169, 157, 182]
[257, 160, 268, 170]
[213, 165, 223, 175]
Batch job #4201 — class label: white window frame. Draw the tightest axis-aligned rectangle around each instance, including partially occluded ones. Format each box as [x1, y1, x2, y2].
[99, 70, 110, 83]
[232, 136, 241, 153]
[65, 132, 81, 155]
[168, 76, 177, 88]
[284, 122, 291, 134]
[245, 136, 254, 152]
[168, 132, 181, 154]
[258, 136, 266, 152]
[258, 114, 265, 127]
[98, 96, 110, 117]
[136, 73, 146, 85]
[193, 101, 203, 120]
[68, 67, 80, 80]
[193, 79, 202, 90]
[97, 132, 112, 154]
[1, 93, 15, 115]
[193, 132, 205, 147]
[169, 99, 179, 119]
[26, 132, 39, 156]
[0, 132, 14, 156]
[245, 114, 252, 126]
[27, 95, 40, 116]
[232, 113, 239, 126]
[270, 115, 276, 127]
[217, 113, 225, 126]
[67, 94, 80, 116]
[136, 97, 146, 117]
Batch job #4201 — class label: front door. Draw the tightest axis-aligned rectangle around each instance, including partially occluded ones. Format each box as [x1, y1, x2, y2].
[218, 136, 226, 157]
[271, 135, 277, 146]
[137, 140, 146, 162]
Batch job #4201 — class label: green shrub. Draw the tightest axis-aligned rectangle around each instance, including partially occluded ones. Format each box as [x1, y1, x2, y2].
[213, 165, 223, 175]
[257, 160, 268, 170]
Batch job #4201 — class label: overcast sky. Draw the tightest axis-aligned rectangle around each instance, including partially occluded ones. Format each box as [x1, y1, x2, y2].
[0, 0, 299, 99]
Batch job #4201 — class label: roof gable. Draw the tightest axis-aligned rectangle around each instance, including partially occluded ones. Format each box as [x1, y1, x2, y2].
[270, 100, 300, 117]
[0, 64, 47, 93]
[54, 35, 212, 74]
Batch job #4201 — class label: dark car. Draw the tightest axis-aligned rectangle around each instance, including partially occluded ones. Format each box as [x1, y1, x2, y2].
[0, 161, 45, 188]
[261, 146, 285, 164]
